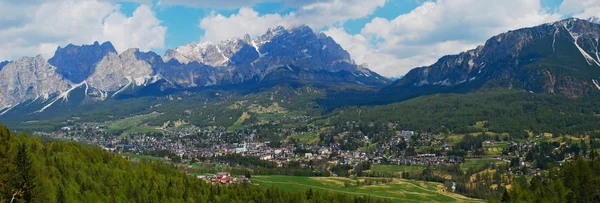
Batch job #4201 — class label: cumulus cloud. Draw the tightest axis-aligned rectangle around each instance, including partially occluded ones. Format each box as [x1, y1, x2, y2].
[0, 0, 166, 61]
[102, 5, 167, 53]
[199, 8, 289, 43]
[198, 0, 385, 43]
[325, 27, 480, 76]
[157, 0, 327, 9]
[158, 0, 267, 8]
[560, 0, 600, 19]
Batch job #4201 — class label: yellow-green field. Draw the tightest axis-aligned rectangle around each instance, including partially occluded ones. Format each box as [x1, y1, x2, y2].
[460, 159, 506, 171]
[288, 132, 320, 144]
[106, 113, 162, 136]
[252, 176, 482, 203]
[370, 164, 428, 175]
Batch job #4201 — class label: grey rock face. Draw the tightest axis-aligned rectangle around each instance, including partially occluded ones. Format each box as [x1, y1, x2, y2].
[0, 61, 9, 72]
[164, 25, 354, 71]
[49, 41, 117, 83]
[163, 38, 260, 67]
[0, 55, 69, 109]
[258, 25, 352, 67]
[161, 25, 385, 87]
[87, 48, 155, 92]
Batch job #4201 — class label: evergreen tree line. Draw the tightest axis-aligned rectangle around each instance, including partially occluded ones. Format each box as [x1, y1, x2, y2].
[505, 157, 600, 202]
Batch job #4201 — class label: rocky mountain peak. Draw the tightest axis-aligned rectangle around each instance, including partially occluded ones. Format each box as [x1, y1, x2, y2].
[163, 25, 353, 69]
[49, 41, 117, 83]
[87, 48, 156, 92]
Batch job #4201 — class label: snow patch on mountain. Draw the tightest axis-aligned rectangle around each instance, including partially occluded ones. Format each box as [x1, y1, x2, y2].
[36, 81, 88, 113]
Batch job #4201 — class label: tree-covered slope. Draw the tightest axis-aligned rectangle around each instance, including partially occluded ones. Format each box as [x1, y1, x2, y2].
[329, 90, 600, 137]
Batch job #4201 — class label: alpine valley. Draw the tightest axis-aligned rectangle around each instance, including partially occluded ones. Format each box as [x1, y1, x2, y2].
[4, 14, 600, 203]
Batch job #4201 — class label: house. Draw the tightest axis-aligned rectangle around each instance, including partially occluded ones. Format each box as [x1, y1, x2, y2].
[216, 172, 231, 179]
[220, 177, 233, 184]
[401, 131, 415, 138]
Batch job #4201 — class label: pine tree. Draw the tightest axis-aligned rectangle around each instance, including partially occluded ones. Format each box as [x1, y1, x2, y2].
[11, 143, 36, 202]
[57, 185, 66, 203]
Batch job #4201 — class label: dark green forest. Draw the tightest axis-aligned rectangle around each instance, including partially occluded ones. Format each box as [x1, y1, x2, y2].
[331, 90, 600, 137]
[505, 157, 600, 202]
[0, 124, 387, 203]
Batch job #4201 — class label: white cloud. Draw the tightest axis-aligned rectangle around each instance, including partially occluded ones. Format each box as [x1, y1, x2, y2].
[198, 0, 385, 43]
[157, 0, 327, 9]
[560, 0, 600, 19]
[294, 0, 386, 28]
[158, 0, 266, 8]
[199, 8, 289, 43]
[560, 0, 600, 15]
[102, 5, 167, 53]
[0, 0, 166, 61]
[325, 27, 479, 77]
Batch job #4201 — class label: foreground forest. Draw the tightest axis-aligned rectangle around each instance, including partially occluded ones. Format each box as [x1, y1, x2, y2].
[0, 124, 386, 203]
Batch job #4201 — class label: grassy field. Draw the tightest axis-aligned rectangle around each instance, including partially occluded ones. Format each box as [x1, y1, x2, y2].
[484, 142, 508, 156]
[288, 132, 320, 144]
[252, 176, 482, 203]
[123, 153, 165, 162]
[460, 159, 506, 171]
[106, 113, 162, 136]
[371, 164, 428, 175]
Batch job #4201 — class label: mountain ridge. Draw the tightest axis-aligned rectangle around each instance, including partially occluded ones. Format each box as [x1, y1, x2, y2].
[385, 18, 600, 101]
[0, 25, 388, 113]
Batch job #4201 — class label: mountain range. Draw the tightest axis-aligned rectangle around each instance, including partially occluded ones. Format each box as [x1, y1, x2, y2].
[1, 18, 600, 127]
[0, 25, 387, 116]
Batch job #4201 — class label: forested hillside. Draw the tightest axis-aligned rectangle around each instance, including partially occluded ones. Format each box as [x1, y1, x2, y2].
[505, 157, 600, 202]
[0, 124, 387, 203]
[330, 90, 600, 137]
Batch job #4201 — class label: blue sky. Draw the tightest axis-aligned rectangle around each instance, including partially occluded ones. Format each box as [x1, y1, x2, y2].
[0, 0, 598, 76]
